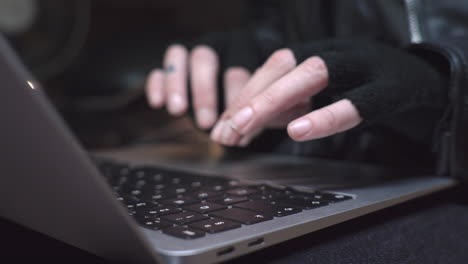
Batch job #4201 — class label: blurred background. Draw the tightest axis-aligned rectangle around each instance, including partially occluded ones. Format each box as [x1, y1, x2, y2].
[2, 0, 251, 150]
[1, 0, 437, 171]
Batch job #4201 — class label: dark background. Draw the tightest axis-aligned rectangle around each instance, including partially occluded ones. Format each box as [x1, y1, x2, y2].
[5, 0, 251, 150]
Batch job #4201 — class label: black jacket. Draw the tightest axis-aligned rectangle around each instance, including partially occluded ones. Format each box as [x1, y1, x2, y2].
[201, 0, 468, 179]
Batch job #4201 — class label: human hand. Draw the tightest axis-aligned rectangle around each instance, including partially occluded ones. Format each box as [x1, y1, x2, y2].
[145, 44, 252, 129]
[209, 48, 362, 146]
[210, 39, 446, 147]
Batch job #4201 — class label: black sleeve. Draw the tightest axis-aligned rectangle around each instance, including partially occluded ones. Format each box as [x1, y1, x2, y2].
[411, 37, 468, 180]
[290, 38, 449, 147]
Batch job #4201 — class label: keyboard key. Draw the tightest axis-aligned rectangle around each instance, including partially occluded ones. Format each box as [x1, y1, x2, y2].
[317, 192, 352, 203]
[209, 208, 273, 225]
[188, 190, 223, 200]
[148, 173, 165, 182]
[110, 175, 130, 190]
[136, 205, 181, 216]
[234, 200, 302, 217]
[115, 195, 138, 205]
[248, 193, 270, 201]
[161, 211, 209, 225]
[183, 202, 227, 214]
[226, 187, 261, 196]
[227, 180, 240, 187]
[189, 218, 241, 234]
[199, 184, 229, 192]
[163, 226, 205, 239]
[126, 201, 153, 211]
[274, 204, 302, 217]
[288, 191, 322, 200]
[234, 200, 275, 213]
[173, 186, 190, 194]
[130, 167, 166, 183]
[159, 186, 192, 196]
[135, 201, 151, 208]
[278, 197, 328, 209]
[256, 187, 292, 200]
[160, 196, 201, 207]
[135, 216, 172, 230]
[139, 191, 176, 203]
[127, 171, 148, 186]
[189, 180, 203, 188]
[210, 195, 249, 205]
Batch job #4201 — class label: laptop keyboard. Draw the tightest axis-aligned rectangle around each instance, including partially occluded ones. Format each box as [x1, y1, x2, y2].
[96, 159, 353, 240]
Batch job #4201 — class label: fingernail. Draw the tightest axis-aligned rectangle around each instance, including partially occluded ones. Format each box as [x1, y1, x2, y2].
[168, 94, 186, 115]
[149, 92, 163, 107]
[210, 121, 223, 141]
[226, 119, 238, 132]
[197, 108, 216, 128]
[221, 122, 233, 146]
[230, 107, 253, 131]
[289, 119, 311, 138]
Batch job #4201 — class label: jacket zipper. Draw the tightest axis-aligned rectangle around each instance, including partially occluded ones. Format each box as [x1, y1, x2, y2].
[404, 0, 424, 43]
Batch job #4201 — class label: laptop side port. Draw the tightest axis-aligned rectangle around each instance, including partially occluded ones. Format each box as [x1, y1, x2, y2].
[217, 246, 235, 256]
[247, 238, 264, 247]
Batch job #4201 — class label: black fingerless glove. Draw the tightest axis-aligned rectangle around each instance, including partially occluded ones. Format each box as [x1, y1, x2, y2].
[291, 38, 449, 145]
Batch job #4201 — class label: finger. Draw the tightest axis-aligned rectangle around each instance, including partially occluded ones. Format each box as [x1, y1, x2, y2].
[221, 121, 242, 146]
[228, 56, 328, 135]
[190, 45, 219, 129]
[224, 67, 251, 108]
[145, 69, 165, 108]
[221, 49, 297, 118]
[211, 49, 296, 145]
[164, 44, 189, 116]
[210, 120, 224, 142]
[287, 99, 362, 141]
[210, 120, 242, 146]
[235, 102, 310, 147]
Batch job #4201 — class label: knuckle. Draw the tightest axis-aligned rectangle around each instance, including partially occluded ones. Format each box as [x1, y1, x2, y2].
[258, 89, 278, 107]
[193, 95, 216, 109]
[266, 49, 297, 70]
[229, 100, 246, 113]
[321, 108, 337, 132]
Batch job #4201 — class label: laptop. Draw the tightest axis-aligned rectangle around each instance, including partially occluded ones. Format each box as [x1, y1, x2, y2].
[0, 34, 463, 263]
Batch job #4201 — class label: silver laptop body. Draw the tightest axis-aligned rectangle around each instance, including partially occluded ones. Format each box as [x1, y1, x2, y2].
[0, 35, 458, 264]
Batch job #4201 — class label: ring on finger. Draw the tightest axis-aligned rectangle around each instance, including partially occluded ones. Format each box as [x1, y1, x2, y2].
[165, 64, 176, 73]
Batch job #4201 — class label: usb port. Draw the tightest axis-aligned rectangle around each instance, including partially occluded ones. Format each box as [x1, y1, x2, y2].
[217, 247, 235, 256]
[247, 238, 264, 247]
